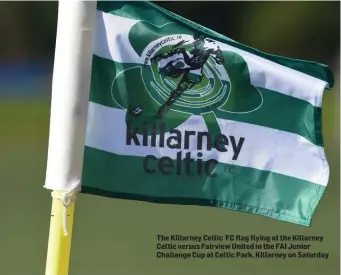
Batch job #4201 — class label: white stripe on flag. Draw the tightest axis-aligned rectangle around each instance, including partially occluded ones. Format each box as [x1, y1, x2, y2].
[85, 102, 329, 186]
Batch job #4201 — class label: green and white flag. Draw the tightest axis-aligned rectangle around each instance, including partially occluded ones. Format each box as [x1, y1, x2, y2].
[70, 1, 334, 225]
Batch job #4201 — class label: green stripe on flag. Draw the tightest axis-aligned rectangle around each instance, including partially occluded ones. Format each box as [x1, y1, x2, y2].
[81, 146, 326, 226]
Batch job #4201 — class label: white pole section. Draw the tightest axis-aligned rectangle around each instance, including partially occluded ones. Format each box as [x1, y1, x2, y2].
[44, 0, 97, 192]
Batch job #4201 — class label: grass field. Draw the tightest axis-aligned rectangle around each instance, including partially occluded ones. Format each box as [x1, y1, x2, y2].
[0, 84, 339, 275]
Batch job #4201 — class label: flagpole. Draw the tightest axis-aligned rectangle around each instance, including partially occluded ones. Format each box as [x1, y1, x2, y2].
[44, 1, 96, 275]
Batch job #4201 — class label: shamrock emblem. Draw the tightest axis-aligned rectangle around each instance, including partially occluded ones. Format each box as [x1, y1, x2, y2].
[111, 21, 262, 136]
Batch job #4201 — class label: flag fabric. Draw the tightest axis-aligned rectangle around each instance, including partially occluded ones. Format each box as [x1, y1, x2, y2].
[80, 1, 333, 226]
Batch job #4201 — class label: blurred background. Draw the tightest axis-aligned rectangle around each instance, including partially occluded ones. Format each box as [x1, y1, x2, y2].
[0, 1, 339, 275]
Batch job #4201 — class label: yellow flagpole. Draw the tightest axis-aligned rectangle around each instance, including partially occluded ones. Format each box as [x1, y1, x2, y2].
[45, 192, 76, 275]
[43, 1, 96, 274]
